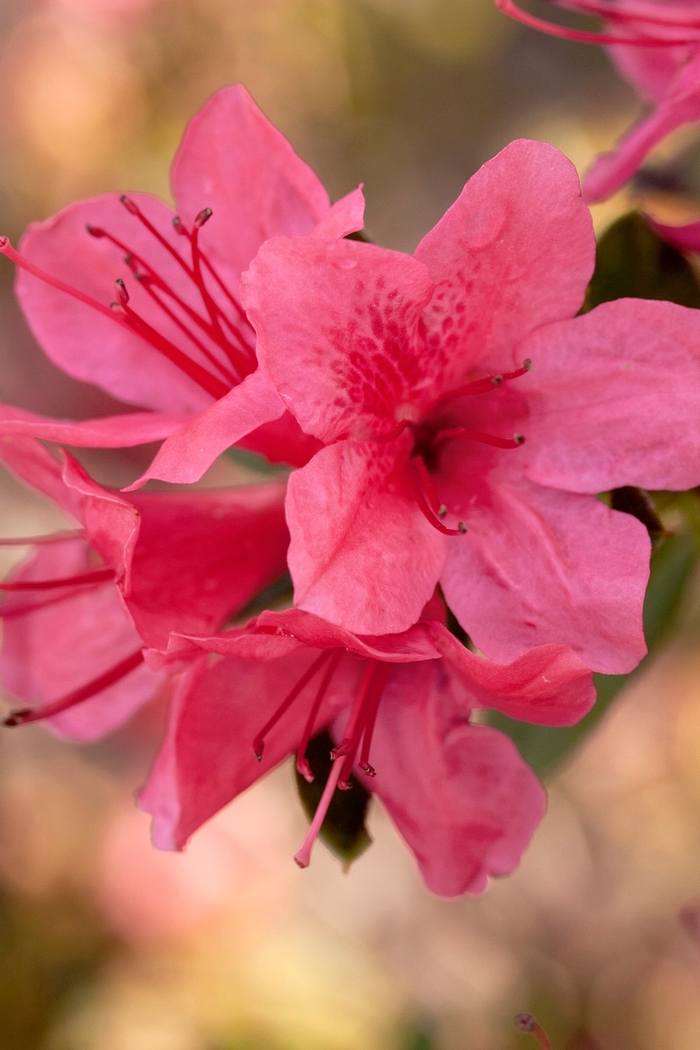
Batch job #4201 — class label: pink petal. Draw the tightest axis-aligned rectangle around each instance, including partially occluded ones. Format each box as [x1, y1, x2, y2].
[522, 299, 700, 493]
[312, 186, 366, 239]
[0, 405, 187, 447]
[126, 369, 286, 487]
[0, 540, 161, 742]
[414, 139, 595, 377]
[254, 607, 441, 661]
[583, 51, 700, 202]
[427, 624, 595, 726]
[649, 215, 700, 253]
[286, 437, 446, 635]
[17, 194, 217, 413]
[363, 662, 546, 896]
[243, 238, 435, 442]
[125, 480, 289, 649]
[438, 458, 650, 674]
[171, 84, 331, 285]
[139, 649, 357, 849]
[606, 41, 693, 104]
[237, 410, 323, 469]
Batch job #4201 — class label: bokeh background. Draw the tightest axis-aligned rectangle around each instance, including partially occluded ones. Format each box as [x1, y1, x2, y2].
[2, 1, 700, 1048]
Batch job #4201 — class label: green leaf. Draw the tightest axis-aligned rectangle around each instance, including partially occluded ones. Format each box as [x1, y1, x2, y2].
[582, 210, 700, 313]
[294, 730, 373, 866]
[484, 530, 696, 777]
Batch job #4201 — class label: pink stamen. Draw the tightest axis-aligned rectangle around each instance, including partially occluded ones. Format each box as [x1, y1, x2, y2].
[433, 426, 525, 450]
[0, 568, 114, 592]
[495, 0, 700, 44]
[0, 237, 227, 399]
[253, 651, 331, 761]
[332, 660, 389, 788]
[514, 1015, 553, 1050]
[296, 650, 344, 782]
[410, 456, 467, 537]
[430, 359, 532, 412]
[357, 662, 390, 777]
[3, 649, 144, 726]
[294, 754, 345, 869]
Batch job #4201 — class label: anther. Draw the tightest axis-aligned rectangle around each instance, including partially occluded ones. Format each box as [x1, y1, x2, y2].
[119, 194, 140, 215]
[194, 208, 213, 228]
[492, 374, 503, 385]
[86, 225, 105, 238]
[172, 216, 187, 235]
[514, 1014, 552, 1050]
[359, 762, 376, 777]
[514, 433, 525, 445]
[523, 358, 533, 371]
[458, 522, 468, 534]
[437, 504, 447, 518]
[115, 277, 129, 305]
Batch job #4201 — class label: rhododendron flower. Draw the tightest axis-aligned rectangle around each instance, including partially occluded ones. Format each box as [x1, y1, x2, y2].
[243, 139, 700, 673]
[139, 602, 595, 897]
[0, 436, 289, 739]
[495, 0, 700, 202]
[0, 85, 363, 483]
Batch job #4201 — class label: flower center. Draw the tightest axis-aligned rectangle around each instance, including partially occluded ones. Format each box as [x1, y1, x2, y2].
[0, 196, 257, 401]
[408, 359, 531, 536]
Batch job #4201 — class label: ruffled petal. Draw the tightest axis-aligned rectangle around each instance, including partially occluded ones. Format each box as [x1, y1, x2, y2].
[427, 623, 595, 726]
[522, 299, 700, 493]
[438, 457, 650, 674]
[286, 437, 446, 635]
[362, 662, 546, 896]
[0, 405, 187, 447]
[312, 186, 366, 239]
[414, 139, 595, 379]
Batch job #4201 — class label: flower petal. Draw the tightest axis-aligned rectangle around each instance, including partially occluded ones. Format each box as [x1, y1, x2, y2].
[522, 299, 700, 493]
[244, 238, 435, 442]
[171, 84, 331, 283]
[0, 405, 187, 447]
[312, 186, 366, 239]
[286, 437, 446, 635]
[439, 459, 650, 674]
[16, 193, 217, 413]
[414, 139, 595, 377]
[363, 662, 546, 896]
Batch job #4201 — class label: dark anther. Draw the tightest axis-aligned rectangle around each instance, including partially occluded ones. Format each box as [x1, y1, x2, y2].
[515, 1014, 536, 1033]
[172, 216, 186, 235]
[115, 277, 129, 305]
[437, 504, 447, 518]
[119, 194, 139, 215]
[3, 709, 30, 727]
[458, 522, 468, 534]
[86, 224, 104, 238]
[124, 253, 133, 264]
[523, 357, 533, 371]
[514, 433, 525, 445]
[359, 762, 376, 777]
[194, 207, 213, 228]
[492, 374, 504, 385]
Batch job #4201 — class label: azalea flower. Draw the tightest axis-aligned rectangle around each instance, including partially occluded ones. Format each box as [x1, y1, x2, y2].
[0, 436, 289, 739]
[138, 602, 595, 897]
[495, 0, 700, 202]
[242, 139, 700, 673]
[0, 84, 363, 483]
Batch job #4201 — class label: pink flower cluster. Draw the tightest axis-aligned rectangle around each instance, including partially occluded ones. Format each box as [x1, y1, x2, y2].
[2, 85, 700, 896]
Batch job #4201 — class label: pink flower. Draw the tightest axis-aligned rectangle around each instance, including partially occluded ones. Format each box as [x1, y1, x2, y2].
[138, 603, 595, 897]
[495, 0, 700, 202]
[0, 436, 289, 739]
[242, 139, 700, 673]
[0, 85, 364, 483]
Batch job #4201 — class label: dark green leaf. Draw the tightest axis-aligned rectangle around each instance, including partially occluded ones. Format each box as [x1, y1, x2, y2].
[484, 530, 696, 777]
[582, 211, 700, 313]
[294, 730, 373, 866]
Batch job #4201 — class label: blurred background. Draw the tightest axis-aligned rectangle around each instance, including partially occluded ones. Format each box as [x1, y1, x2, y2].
[2, 1, 700, 1047]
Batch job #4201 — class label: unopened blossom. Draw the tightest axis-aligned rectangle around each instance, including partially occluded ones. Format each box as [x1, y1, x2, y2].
[0, 85, 363, 483]
[139, 602, 595, 897]
[0, 436, 289, 739]
[243, 139, 700, 673]
[495, 0, 700, 202]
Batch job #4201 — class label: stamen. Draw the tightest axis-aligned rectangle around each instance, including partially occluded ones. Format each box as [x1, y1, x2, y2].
[293, 754, 345, 868]
[3, 649, 144, 726]
[431, 359, 532, 412]
[333, 660, 390, 788]
[0, 238, 227, 399]
[296, 651, 344, 782]
[357, 662, 390, 777]
[494, 0, 700, 44]
[433, 426, 525, 450]
[514, 1014, 553, 1050]
[0, 568, 114, 592]
[253, 651, 331, 761]
[410, 457, 467, 537]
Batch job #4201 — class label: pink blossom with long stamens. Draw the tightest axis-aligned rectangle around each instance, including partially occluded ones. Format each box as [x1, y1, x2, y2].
[0, 85, 362, 480]
[243, 139, 700, 672]
[495, 0, 700, 201]
[138, 602, 595, 897]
